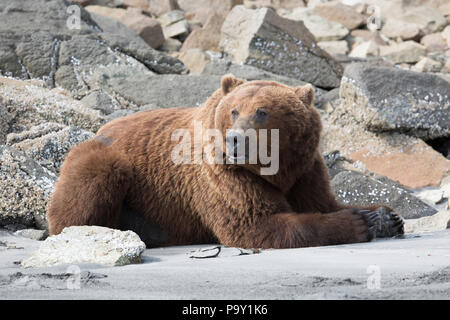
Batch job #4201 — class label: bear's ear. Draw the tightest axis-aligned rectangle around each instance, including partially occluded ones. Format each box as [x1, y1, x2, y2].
[294, 84, 314, 107]
[221, 74, 244, 95]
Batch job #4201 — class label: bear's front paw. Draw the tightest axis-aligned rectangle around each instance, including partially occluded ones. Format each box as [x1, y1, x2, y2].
[373, 206, 404, 238]
[344, 208, 381, 242]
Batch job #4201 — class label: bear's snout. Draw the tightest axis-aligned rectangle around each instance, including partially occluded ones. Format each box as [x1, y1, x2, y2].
[225, 130, 248, 161]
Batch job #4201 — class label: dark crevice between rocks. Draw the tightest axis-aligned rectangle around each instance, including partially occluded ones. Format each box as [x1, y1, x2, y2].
[48, 38, 61, 89]
[17, 59, 31, 79]
[425, 137, 450, 160]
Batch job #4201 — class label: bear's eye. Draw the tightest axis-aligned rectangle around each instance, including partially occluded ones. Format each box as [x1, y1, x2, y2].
[231, 109, 239, 120]
[257, 109, 267, 116]
[256, 108, 268, 119]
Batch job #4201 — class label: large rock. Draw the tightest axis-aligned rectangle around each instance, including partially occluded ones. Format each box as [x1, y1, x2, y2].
[178, 0, 243, 19]
[331, 170, 437, 219]
[312, 1, 365, 30]
[340, 63, 450, 140]
[201, 60, 313, 88]
[0, 146, 56, 230]
[404, 211, 450, 233]
[21, 226, 146, 268]
[7, 123, 94, 174]
[285, 8, 349, 41]
[87, 12, 140, 39]
[420, 33, 448, 52]
[322, 111, 450, 189]
[398, 6, 447, 35]
[179, 49, 211, 75]
[103, 73, 224, 108]
[0, 0, 185, 95]
[181, 13, 223, 52]
[0, 77, 103, 133]
[85, 6, 165, 48]
[380, 41, 427, 64]
[381, 19, 420, 41]
[220, 6, 343, 88]
[95, 66, 317, 109]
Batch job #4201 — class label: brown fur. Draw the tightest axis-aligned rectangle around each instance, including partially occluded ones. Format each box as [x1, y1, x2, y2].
[48, 75, 384, 249]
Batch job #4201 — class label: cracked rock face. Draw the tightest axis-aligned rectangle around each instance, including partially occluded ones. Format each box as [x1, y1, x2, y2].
[21, 226, 146, 268]
[0, 0, 185, 96]
[331, 170, 437, 219]
[7, 123, 94, 174]
[0, 146, 56, 230]
[340, 64, 450, 140]
[220, 5, 343, 89]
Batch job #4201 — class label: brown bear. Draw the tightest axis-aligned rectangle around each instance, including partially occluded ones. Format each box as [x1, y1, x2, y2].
[47, 75, 403, 248]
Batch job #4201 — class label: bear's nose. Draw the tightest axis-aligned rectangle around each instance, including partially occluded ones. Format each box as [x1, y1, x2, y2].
[226, 130, 244, 157]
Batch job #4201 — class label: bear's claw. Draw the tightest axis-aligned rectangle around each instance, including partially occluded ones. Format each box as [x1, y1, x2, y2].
[363, 210, 380, 240]
[373, 207, 404, 238]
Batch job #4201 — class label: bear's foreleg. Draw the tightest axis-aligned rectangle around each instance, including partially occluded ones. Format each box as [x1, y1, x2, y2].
[47, 139, 133, 235]
[212, 208, 387, 249]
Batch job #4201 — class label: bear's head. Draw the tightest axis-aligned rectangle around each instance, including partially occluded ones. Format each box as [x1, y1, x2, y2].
[213, 74, 322, 178]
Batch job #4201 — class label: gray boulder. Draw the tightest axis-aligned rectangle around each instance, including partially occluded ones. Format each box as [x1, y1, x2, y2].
[0, 146, 56, 230]
[80, 90, 121, 115]
[220, 6, 343, 89]
[0, 0, 185, 95]
[340, 64, 450, 140]
[21, 226, 146, 268]
[201, 60, 312, 88]
[103, 73, 224, 108]
[331, 170, 437, 219]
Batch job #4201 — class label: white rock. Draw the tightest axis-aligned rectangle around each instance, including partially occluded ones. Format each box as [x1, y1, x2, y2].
[162, 19, 189, 39]
[412, 57, 442, 73]
[404, 211, 450, 234]
[349, 40, 381, 58]
[442, 183, 450, 199]
[21, 226, 146, 268]
[14, 229, 48, 241]
[318, 40, 348, 55]
[416, 188, 444, 204]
